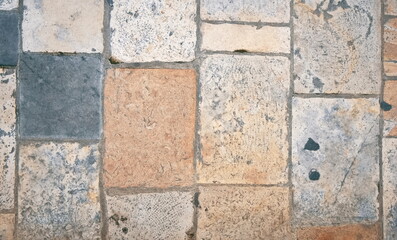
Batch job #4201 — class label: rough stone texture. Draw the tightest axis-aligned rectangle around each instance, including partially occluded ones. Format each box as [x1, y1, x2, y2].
[386, 0, 397, 15]
[0, 12, 19, 66]
[385, 62, 397, 77]
[197, 186, 293, 239]
[110, 0, 196, 63]
[19, 54, 102, 140]
[0, 0, 18, 10]
[384, 81, 397, 136]
[383, 138, 397, 240]
[18, 142, 101, 240]
[385, 18, 397, 77]
[292, 98, 380, 226]
[107, 191, 195, 240]
[0, 69, 16, 211]
[297, 223, 380, 240]
[104, 69, 196, 188]
[22, 0, 104, 53]
[294, 0, 381, 94]
[200, 0, 290, 23]
[0, 214, 14, 240]
[201, 23, 290, 53]
[198, 55, 289, 184]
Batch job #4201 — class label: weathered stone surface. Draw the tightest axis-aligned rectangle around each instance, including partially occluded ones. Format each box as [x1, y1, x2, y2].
[385, 62, 397, 77]
[383, 138, 397, 240]
[294, 0, 381, 94]
[107, 191, 195, 239]
[200, 0, 290, 23]
[201, 23, 290, 53]
[297, 223, 380, 240]
[110, 0, 196, 63]
[386, 0, 397, 15]
[19, 54, 102, 140]
[0, 12, 19, 66]
[292, 98, 380, 226]
[0, 214, 14, 240]
[104, 69, 196, 188]
[22, 0, 103, 53]
[384, 81, 397, 136]
[0, 69, 15, 211]
[18, 142, 101, 240]
[197, 186, 293, 239]
[0, 0, 18, 10]
[385, 18, 397, 77]
[198, 55, 289, 184]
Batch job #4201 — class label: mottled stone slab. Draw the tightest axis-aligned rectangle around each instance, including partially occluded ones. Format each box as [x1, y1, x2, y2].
[18, 142, 101, 239]
[19, 54, 102, 140]
[386, 0, 397, 15]
[197, 186, 293, 239]
[107, 191, 195, 239]
[0, 0, 18, 10]
[292, 98, 380, 226]
[200, 0, 290, 23]
[0, 12, 19, 66]
[198, 55, 289, 184]
[22, 0, 103, 53]
[201, 23, 290, 53]
[294, 0, 381, 94]
[0, 214, 15, 240]
[384, 81, 397, 136]
[110, 0, 196, 63]
[383, 138, 397, 240]
[104, 69, 196, 188]
[297, 223, 380, 240]
[0, 69, 15, 211]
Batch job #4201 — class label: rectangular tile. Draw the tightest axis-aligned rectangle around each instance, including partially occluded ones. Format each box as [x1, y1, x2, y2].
[384, 81, 397, 136]
[297, 223, 380, 240]
[0, 214, 15, 240]
[383, 138, 397, 240]
[386, 0, 397, 15]
[0, 0, 18, 10]
[0, 12, 19, 66]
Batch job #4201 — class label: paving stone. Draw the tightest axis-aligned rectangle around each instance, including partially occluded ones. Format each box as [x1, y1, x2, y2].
[201, 23, 290, 53]
[292, 98, 380, 226]
[110, 0, 196, 63]
[385, 62, 397, 77]
[386, 0, 397, 15]
[0, 69, 16, 211]
[200, 0, 290, 23]
[18, 142, 101, 240]
[198, 55, 289, 184]
[197, 186, 293, 239]
[22, 0, 103, 53]
[384, 81, 397, 136]
[294, 0, 381, 94]
[0, 0, 18, 10]
[383, 138, 397, 240]
[104, 69, 196, 188]
[385, 18, 397, 77]
[19, 54, 102, 140]
[0, 12, 19, 66]
[0, 214, 14, 240]
[107, 191, 195, 240]
[297, 223, 380, 240]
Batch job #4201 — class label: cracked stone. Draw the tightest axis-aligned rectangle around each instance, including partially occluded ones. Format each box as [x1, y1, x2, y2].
[0, 12, 19, 66]
[384, 81, 397, 137]
[0, 0, 18, 10]
[297, 223, 380, 240]
[383, 138, 397, 240]
[0, 214, 14, 240]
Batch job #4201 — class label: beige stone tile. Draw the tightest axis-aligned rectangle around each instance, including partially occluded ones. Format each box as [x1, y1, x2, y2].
[384, 81, 397, 136]
[297, 223, 380, 240]
[383, 138, 397, 240]
[384, 61, 397, 77]
[386, 0, 397, 15]
[385, 18, 397, 62]
[0, 214, 14, 240]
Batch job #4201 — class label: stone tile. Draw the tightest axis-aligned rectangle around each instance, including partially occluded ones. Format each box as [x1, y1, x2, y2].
[0, 214, 15, 240]
[297, 223, 380, 240]
[104, 69, 196, 188]
[198, 55, 289, 184]
[107, 191, 195, 239]
[110, 0, 196, 63]
[201, 23, 290, 53]
[200, 0, 290, 23]
[22, 0, 103, 53]
[384, 81, 397, 136]
[197, 186, 293, 239]
[384, 61, 397, 77]
[294, 0, 381, 94]
[0, 69, 16, 211]
[0, 0, 18, 10]
[386, 0, 397, 15]
[0, 12, 19, 66]
[19, 54, 102, 140]
[383, 138, 397, 240]
[18, 142, 101, 239]
[385, 18, 397, 61]
[292, 98, 380, 226]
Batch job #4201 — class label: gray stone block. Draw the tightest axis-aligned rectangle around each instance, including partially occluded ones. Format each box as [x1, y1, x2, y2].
[0, 12, 19, 66]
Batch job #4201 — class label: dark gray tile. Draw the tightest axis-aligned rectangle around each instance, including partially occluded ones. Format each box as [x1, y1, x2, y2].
[0, 12, 19, 66]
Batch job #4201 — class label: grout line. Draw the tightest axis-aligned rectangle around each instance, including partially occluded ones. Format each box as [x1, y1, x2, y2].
[202, 50, 290, 58]
[293, 93, 380, 99]
[108, 61, 196, 69]
[17, 138, 101, 144]
[201, 19, 290, 27]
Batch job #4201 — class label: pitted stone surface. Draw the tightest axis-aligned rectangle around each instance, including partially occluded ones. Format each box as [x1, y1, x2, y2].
[384, 81, 397, 136]
[200, 0, 290, 23]
[292, 98, 380, 226]
[385, 18, 397, 77]
[197, 186, 293, 239]
[110, 0, 196, 63]
[19, 54, 102, 140]
[386, 0, 397, 15]
[0, 0, 18, 10]
[383, 138, 397, 240]
[18, 142, 101, 240]
[297, 223, 380, 240]
[22, 0, 103, 53]
[0, 12, 19, 66]
[0, 214, 14, 240]
[201, 23, 290, 53]
[198, 55, 289, 184]
[104, 69, 196, 188]
[107, 191, 194, 240]
[0, 69, 16, 210]
[294, 0, 381, 94]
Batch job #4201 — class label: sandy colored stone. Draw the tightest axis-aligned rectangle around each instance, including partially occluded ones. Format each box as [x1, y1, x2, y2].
[104, 69, 196, 188]
[110, 0, 196, 63]
[22, 0, 103, 53]
[201, 23, 290, 53]
[386, 0, 397, 15]
[292, 98, 380, 226]
[297, 223, 380, 240]
[200, 0, 290, 23]
[197, 186, 293, 239]
[383, 138, 397, 240]
[0, 214, 14, 240]
[18, 142, 101, 240]
[0, 69, 15, 211]
[384, 81, 397, 136]
[107, 191, 195, 240]
[0, 0, 17, 10]
[198, 55, 289, 184]
[294, 0, 381, 94]
[385, 18, 397, 62]
[385, 62, 397, 77]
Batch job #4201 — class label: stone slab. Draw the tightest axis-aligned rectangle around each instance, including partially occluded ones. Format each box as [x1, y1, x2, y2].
[0, 214, 14, 240]
[0, 0, 18, 10]
[297, 223, 380, 240]
[386, 0, 397, 15]
[384, 81, 397, 136]
[0, 12, 19, 66]
[383, 138, 397, 240]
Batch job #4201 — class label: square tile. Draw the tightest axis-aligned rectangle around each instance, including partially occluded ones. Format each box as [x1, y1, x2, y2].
[386, 0, 397, 15]
[0, 12, 19, 66]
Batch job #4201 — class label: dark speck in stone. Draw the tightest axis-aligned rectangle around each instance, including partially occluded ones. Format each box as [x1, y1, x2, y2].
[234, 49, 248, 53]
[309, 169, 320, 181]
[122, 227, 128, 234]
[304, 138, 320, 151]
[381, 101, 393, 111]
